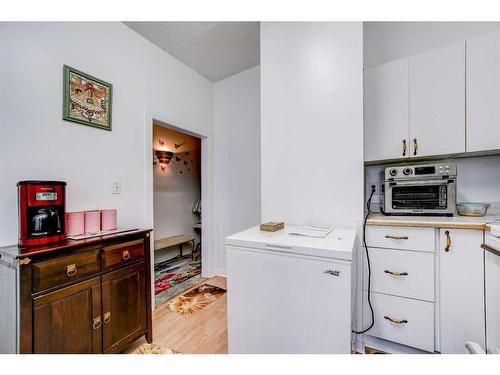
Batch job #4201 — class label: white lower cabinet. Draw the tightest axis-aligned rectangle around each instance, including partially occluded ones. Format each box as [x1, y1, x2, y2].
[363, 247, 434, 302]
[363, 291, 435, 352]
[363, 225, 486, 354]
[438, 229, 485, 354]
[485, 239, 500, 354]
[366, 226, 435, 252]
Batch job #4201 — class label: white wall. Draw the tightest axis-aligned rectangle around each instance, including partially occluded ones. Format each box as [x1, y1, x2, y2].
[364, 21, 500, 68]
[0, 23, 217, 273]
[260, 22, 364, 229]
[214, 66, 261, 275]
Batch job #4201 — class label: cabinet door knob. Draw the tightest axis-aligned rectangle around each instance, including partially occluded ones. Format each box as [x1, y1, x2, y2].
[66, 264, 78, 277]
[413, 138, 418, 156]
[402, 139, 407, 156]
[384, 315, 408, 324]
[384, 270, 408, 276]
[104, 311, 112, 324]
[93, 316, 102, 330]
[445, 230, 452, 252]
[385, 235, 409, 240]
[122, 250, 130, 260]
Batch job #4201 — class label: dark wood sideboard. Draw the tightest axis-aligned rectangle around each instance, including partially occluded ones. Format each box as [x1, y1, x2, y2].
[0, 229, 153, 354]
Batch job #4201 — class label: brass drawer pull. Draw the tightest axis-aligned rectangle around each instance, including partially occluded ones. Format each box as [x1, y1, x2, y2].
[445, 230, 451, 252]
[104, 311, 112, 324]
[122, 250, 130, 260]
[384, 315, 408, 324]
[385, 235, 409, 240]
[402, 139, 407, 156]
[384, 270, 408, 276]
[66, 264, 78, 277]
[93, 316, 102, 330]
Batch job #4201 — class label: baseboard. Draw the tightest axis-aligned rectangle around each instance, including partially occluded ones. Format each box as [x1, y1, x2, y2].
[361, 335, 433, 354]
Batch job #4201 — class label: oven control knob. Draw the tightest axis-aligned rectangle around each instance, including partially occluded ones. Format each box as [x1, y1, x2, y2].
[403, 168, 413, 175]
[389, 169, 398, 176]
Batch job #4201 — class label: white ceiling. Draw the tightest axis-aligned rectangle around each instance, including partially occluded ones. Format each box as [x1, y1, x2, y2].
[124, 22, 260, 82]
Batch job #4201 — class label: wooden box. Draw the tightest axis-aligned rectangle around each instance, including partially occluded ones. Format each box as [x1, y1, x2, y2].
[260, 222, 284, 232]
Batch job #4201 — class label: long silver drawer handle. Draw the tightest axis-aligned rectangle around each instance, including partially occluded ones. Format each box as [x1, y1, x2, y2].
[384, 316, 408, 324]
[384, 270, 408, 276]
[385, 235, 409, 240]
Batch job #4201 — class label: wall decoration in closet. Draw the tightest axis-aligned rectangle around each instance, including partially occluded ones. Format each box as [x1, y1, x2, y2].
[63, 65, 113, 131]
[153, 137, 196, 175]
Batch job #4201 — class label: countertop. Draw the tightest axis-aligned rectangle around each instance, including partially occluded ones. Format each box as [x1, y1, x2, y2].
[0, 228, 152, 260]
[366, 214, 499, 230]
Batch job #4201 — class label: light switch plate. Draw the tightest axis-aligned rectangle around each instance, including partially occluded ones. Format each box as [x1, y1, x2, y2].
[112, 179, 121, 194]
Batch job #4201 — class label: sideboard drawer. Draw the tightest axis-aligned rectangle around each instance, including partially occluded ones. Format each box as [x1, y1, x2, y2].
[363, 247, 435, 302]
[363, 291, 435, 352]
[32, 249, 101, 293]
[366, 226, 435, 252]
[102, 239, 144, 270]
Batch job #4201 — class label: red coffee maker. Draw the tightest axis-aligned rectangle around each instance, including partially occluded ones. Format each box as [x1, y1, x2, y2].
[18, 181, 67, 246]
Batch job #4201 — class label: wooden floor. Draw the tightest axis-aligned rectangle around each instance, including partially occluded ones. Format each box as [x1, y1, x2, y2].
[125, 276, 228, 354]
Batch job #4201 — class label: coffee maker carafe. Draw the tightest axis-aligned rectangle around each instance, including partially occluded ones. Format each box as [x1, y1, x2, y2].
[18, 181, 66, 246]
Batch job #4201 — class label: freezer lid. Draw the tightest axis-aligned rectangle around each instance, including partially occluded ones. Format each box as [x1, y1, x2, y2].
[226, 225, 356, 261]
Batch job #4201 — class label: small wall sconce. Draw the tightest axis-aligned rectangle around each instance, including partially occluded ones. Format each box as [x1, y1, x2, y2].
[153, 150, 174, 166]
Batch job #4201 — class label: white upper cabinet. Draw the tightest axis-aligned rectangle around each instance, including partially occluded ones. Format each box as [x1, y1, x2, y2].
[467, 30, 500, 152]
[439, 229, 485, 354]
[409, 42, 466, 158]
[364, 58, 409, 162]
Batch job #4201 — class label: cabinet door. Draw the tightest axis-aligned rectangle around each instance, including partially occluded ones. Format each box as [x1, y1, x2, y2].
[102, 261, 146, 353]
[409, 42, 465, 157]
[439, 229, 485, 353]
[485, 248, 500, 354]
[364, 58, 409, 161]
[33, 277, 102, 353]
[467, 31, 500, 152]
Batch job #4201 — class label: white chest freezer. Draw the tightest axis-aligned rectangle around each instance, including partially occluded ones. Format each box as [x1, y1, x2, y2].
[226, 225, 356, 354]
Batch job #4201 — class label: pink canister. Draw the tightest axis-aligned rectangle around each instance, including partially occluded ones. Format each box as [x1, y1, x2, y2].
[84, 210, 101, 233]
[101, 209, 117, 231]
[65, 211, 85, 236]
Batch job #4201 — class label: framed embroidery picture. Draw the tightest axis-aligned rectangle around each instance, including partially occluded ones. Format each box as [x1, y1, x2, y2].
[63, 65, 113, 131]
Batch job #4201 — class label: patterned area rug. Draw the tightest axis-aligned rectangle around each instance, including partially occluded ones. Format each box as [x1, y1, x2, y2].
[167, 284, 226, 316]
[155, 258, 202, 305]
[137, 343, 181, 354]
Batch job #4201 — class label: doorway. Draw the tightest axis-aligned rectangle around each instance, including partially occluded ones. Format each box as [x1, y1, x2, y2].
[152, 120, 202, 306]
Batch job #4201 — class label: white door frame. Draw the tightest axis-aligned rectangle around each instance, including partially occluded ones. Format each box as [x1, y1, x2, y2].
[144, 110, 216, 310]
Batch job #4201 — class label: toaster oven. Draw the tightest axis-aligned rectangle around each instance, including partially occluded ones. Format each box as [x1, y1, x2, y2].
[381, 163, 456, 216]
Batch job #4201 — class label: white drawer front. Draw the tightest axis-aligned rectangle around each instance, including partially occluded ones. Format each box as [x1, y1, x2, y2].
[363, 247, 435, 302]
[363, 292, 435, 352]
[366, 226, 435, 252]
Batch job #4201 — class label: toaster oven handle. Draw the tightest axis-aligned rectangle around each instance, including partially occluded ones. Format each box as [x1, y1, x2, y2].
[390, 179, 453, 186]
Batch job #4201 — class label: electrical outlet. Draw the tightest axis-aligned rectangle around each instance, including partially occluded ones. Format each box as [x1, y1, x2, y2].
[112, 179, 121, 194]
[368, 180, 379, 195]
